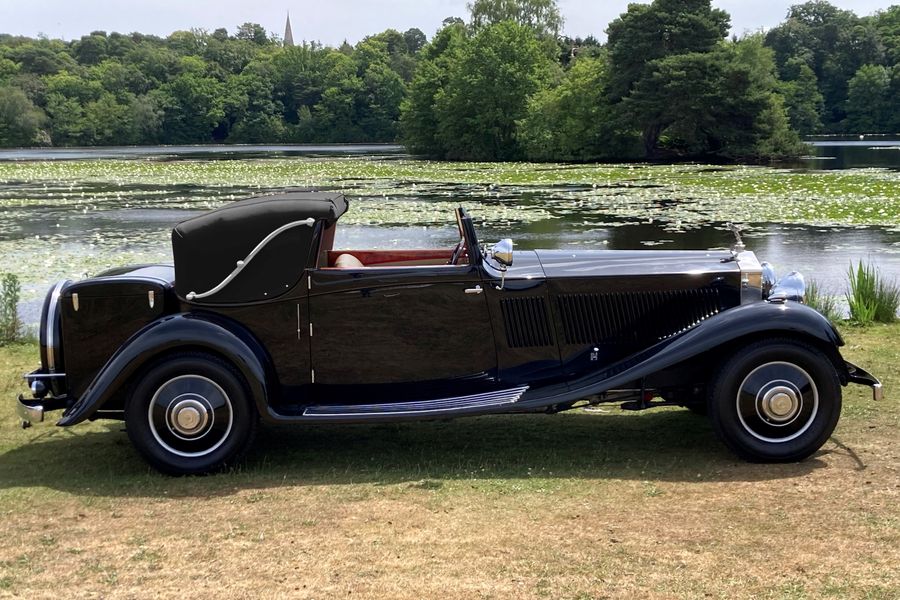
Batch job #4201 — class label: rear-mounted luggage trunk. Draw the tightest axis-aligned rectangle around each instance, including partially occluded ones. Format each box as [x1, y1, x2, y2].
[59, 265, 175, 401]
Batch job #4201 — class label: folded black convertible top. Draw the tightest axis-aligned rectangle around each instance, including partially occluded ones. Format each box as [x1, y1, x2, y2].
[172, 191, 348, 303]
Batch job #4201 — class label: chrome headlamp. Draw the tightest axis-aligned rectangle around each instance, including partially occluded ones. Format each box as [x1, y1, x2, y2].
[768, 271, 806, 304]
[760, 262, 777, 298]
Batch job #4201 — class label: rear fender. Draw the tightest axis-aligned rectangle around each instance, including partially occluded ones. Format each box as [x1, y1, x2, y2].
[519, 301, 845, 408]
[57, 313, 274, 426]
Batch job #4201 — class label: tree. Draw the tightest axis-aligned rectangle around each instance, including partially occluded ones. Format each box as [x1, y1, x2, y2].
[403, 28, 427, 54]
[467, 0, 563, 38]
[354, 38, 406, 140]
[845, 64, 892, 133]
[606, 0, 730, 101]
[44, 71, 103, 103]
[435, 21, 551, 160]
[557, 35, 602, 67]
[226, 62, 285, 143]
[154, 73, 226, 143]
[12, 43, 77, 75]
[518, 54, 636, 161]
[73, 33, 109, 65]
[0, 86, 46, 146]
[235, 23, 269, 46]
[310, 51, 364, 142]
[130, 94, 163, 143]
[361, 30, 417, 81]
[619, 34, 800, 159]
[124, 44, 180, 86]
[779, 58, 824, 134]
[400, 23, 467, 155]
[0, 57, 19, 84]
[90, 59, 151, 96]
[82, 92, 135, 145]
[765, 1, 883, 130]
[872, 6, 900, 64]
[272, 44, 330, 127]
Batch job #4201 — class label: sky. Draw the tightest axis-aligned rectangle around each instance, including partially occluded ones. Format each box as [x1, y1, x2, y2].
[0, 0, 894, 45]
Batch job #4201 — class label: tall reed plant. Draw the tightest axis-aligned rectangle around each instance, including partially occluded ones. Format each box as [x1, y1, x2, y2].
[805, 279, 841, 324]
[846, 261, 900, 325]
[0, 273, 22, 344]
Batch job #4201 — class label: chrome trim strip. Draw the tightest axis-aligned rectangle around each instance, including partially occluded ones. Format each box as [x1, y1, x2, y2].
[186, 217, 316, 301]
[302, 386, 529, 418]
[45, 280, 67, 373]
[23, 372, 67, 379]
[89, 274, 172, 286]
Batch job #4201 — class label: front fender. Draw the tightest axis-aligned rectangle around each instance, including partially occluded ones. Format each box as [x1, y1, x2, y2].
[652, 300, 843, 362]
[520, 301, 844, 408]
[57, 313, 272, 426]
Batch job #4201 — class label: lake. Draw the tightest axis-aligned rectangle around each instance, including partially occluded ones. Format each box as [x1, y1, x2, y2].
[1, 141, 898, 326]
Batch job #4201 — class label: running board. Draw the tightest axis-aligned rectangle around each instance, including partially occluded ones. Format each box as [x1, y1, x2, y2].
[302, 386, 529, 418]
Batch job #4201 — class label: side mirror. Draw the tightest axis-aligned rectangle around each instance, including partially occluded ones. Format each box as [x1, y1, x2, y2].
[491, 239, 514, 268]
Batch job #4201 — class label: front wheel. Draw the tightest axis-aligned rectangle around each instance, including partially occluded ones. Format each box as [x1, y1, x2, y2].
[708, 339, 841, 462]
[126, 353, 257, 475]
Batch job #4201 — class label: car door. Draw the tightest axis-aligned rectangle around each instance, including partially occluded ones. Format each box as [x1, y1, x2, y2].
[307, 263, 499, 405]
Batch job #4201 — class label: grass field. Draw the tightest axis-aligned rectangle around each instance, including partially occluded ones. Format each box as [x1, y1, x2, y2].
[1, 325, 898, 599]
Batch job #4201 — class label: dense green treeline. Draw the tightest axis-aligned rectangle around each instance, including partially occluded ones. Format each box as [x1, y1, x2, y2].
[0, 0, 897, 162]
[0, 24, 421, 147]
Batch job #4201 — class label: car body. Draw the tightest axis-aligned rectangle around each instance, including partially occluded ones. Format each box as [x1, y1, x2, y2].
[17, 191, 882, 474]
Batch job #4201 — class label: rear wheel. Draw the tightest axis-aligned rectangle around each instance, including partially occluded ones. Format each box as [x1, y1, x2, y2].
[708, 339, 841, 462]
[126, 353, 257, 475]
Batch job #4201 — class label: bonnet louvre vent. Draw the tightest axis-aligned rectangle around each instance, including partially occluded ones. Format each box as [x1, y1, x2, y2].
[557, 288, 724, 345]
[501, 297, 553, 348]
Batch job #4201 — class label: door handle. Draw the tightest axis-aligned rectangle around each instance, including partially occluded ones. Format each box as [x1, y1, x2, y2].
[464, 285, 483, 295]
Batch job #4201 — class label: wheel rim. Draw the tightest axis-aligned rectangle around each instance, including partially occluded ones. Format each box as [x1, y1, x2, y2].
[736, 361, 819, 443]
[148, 375, 233, 457]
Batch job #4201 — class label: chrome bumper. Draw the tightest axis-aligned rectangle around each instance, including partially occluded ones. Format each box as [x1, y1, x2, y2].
[16, 395, 45, 424]
[845, 361, 884, 401]
[16, 393, 71, 427]
[17, 369, 70, 427]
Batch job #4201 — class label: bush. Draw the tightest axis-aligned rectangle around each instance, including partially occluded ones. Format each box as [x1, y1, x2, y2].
[0, 273, 22, 344]
[805, 279, 841, 323]
[846, 261, 900, 325]
[874, 271, 900, 324]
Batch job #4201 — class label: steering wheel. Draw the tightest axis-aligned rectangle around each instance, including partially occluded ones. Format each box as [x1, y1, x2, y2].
[448, 237, 467, 265]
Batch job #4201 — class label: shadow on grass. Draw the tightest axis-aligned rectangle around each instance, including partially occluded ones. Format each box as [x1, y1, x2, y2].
[0, 409, 829, 498]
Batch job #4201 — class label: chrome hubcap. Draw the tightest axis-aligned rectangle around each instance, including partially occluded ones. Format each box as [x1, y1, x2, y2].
[760, 386, 800, 422]
[736, 361, 819, 443]
[170, 398, 209, 435]
[148, 375, 233, 457]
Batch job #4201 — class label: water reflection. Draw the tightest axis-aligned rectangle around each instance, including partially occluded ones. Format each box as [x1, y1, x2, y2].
[805, 136, 900, 171]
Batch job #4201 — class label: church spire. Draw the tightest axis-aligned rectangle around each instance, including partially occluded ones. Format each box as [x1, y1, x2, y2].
[284, 12, 294, 47]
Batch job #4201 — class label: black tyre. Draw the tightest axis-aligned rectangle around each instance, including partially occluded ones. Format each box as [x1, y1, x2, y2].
[126, 352, 257, 475]
[708, 338, 841, 462]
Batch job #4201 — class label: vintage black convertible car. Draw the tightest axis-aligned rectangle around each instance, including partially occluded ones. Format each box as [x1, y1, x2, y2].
[16, 191, 882, 474]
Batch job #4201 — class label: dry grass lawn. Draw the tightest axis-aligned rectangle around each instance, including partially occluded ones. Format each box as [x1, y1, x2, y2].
[1, 324, 898, 599]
